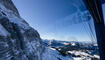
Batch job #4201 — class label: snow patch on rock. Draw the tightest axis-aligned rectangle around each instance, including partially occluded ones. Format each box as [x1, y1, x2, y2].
[0, 24, 10, 36]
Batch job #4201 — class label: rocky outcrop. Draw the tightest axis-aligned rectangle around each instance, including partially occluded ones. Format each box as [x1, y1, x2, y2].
[0, 0, 20, 17]
[0, 0, 44, 60]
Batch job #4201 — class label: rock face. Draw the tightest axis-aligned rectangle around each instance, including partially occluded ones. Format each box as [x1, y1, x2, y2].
[0, 0, 44, 60]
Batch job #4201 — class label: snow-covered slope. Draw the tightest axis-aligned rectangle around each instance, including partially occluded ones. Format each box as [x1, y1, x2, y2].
[42, 47, 73, 60]
[0, 0, 73, 60]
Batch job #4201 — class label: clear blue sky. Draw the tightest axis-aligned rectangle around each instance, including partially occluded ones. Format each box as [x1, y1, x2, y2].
[12, 0, 100, 42]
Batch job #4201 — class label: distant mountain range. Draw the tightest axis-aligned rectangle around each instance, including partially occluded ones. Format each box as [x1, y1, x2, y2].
[42, 39, 98, 47]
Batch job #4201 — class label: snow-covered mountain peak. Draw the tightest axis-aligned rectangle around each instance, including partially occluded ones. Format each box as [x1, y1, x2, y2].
[0, 0, 20, 17]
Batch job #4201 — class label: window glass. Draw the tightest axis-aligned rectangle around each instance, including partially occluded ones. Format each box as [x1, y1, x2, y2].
[13, 0, 100, 60]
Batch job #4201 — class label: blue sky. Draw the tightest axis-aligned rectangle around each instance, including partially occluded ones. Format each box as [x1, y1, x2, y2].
[12, 0, 101, 42]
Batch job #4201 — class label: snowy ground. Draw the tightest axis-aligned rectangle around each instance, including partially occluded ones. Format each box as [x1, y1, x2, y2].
[42, 47, 100, 60]
[68, 50, 99, 60]
[42, 47, 73, 60]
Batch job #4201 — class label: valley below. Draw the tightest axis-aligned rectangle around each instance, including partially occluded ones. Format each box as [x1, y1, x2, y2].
[43, 39, 100, 60]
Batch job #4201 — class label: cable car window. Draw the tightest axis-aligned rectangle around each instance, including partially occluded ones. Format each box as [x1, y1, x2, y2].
[12, 0, 103, 60]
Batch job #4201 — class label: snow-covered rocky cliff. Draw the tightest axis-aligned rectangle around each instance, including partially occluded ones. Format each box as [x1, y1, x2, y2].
[0, 0, 73, 60]
[0, 0, 45, 60]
